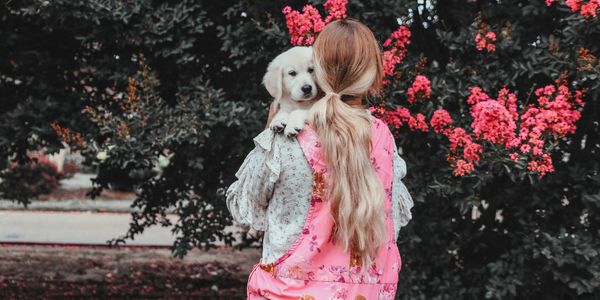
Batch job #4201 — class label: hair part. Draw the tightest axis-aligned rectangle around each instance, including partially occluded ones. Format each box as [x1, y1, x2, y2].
[309, 19, 386, 269]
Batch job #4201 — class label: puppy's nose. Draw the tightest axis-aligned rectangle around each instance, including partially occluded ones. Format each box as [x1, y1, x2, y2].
[301, 85, 312, 94]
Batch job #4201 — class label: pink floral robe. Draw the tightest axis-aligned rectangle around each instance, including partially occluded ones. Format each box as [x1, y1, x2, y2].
[247, 117, 401, 299]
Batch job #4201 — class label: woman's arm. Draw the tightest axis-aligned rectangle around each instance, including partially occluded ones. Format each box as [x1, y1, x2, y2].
[391, 143, 414, 239]
[226, 126, 281, 231]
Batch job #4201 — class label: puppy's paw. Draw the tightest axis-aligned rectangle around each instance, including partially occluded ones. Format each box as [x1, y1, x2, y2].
[269, 111, 289, 133]
[284, 125, 302, 137]
[270, 119, 286, 133]
[284, 110, 306, 137]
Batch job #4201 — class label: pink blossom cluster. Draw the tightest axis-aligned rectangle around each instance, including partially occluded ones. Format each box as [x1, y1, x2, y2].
[466, 87, 492, 105]
[282, 0, 348, 46]
[447, 128, 483, 176]
[323, 0, 348, 23]
[546, 0, 600, 19]
[464, 84, 584, 177]
[470, 99, 518, 148]
[369, 75, 430, 134]
[382, 26, 412, 82]
[281, 1, 411, 84]
[497, 88, 519, 119]
[429, 110, 483, 176]
[515, 84, 584, 176]
[370, 105, 429, 134]
[425, 83, 584, 177]
[430, 109, 454, 134]
[466, 88, 520, 150]
[407, 75, 432, 103]
[475, 31, 497, 52]
[452, 158, 476, 176]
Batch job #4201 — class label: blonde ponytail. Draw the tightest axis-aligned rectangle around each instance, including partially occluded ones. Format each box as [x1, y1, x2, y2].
[309, 90, 387, 268]
[309, 19, 387, 268]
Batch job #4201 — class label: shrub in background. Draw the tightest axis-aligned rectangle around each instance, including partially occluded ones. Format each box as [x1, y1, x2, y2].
[61, 159, 80, 180]
[0, 155, 60, 203]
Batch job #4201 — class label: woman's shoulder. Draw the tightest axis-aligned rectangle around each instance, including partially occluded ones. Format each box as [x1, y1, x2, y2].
[367, 114, 394, 142]
[369, 115, 388, 129]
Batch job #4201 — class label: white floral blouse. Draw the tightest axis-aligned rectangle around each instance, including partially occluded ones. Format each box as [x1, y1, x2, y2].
[226, 125, 414, 264]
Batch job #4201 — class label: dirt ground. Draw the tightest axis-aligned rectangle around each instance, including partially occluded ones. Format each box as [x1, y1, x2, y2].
[0, 244, 260, 299]
[37, 188, 136, 201]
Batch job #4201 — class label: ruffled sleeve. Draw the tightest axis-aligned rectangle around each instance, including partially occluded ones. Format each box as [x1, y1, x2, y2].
[225, 129, 281, 231]
[391, 143, 414, 238]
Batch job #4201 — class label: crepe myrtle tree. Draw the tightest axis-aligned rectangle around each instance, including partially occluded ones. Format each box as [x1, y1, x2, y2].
[282, 1, 600, 299]
[2, 0, 600, 299]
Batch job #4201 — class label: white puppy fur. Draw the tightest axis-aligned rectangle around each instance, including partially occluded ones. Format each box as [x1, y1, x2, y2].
[263, 46, 318, 137]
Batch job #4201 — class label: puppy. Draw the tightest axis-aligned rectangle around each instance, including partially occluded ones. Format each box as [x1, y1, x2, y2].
[263, 46, 318, 137]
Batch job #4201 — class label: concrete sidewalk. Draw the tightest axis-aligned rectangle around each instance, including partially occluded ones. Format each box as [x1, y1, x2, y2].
[0, 210, 176, 246]
[59, 172, 96, 189]
[0, 199, 137, 212]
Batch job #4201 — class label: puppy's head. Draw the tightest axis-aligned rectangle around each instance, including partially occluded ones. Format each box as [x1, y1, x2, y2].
[263, 46, 317, 102]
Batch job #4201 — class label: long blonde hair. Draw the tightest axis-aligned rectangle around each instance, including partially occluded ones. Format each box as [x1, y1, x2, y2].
[310, 19, 386, 268]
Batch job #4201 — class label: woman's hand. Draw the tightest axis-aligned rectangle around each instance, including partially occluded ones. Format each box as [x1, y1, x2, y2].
[265, 101, 279, 129]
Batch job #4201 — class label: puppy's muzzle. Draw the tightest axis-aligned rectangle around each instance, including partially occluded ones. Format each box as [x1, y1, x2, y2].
[301, 84, 313, 97]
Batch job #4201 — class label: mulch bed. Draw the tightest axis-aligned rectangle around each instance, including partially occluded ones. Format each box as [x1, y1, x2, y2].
[0, 244, 260, 299]
[38, 188, 136, 201]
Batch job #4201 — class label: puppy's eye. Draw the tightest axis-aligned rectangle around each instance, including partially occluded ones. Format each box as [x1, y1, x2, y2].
[308, 67, 314, 73]
[288, 71, 297, 76]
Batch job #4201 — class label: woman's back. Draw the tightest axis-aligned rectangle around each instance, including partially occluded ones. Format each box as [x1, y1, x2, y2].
[226, 113, 413, 264]
[227, 19, 415, 299]
[244, 116, 402, 299]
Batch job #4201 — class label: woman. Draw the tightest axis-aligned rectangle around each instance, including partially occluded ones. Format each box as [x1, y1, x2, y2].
[226, 19, 414, 299]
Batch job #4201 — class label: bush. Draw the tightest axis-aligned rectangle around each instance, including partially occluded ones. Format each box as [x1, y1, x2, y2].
[60, 159, 80, 180]
[1, 155, 60, 204]
[1, 0, 599, 298]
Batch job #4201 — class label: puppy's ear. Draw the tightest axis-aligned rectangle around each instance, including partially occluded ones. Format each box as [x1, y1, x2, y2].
[263, 63, 282, 100]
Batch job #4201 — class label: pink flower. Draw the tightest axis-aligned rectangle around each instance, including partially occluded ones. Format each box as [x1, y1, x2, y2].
[445, 127, 482, 174]
[407, 75, 432, 103]
[382, 50, 401, 78]
[324, 0, 348, 23]
[513, 83, 584, 176]
[509, 152, 520, 161]
[520, 84, 584, 140]
[453, 159, 475, 176]
[497, 88, 519, 119]
[410, 113, 429, 132]
[470, 100, 518, 148]
[550, 0, 598, 18]
[485, 31, 496, 40]
[430, 109, 453, 134]
[475, 30, 497, 52]
[566, 0, 582, 11]
[527, 154, 555, 177]
[371, 105, 428, 133]
[382, 26, 411, 83]
[475, 33, 486, 51]
[467, 87, 492, 105]
[282, 0, 349, 46]
[447, 128, 471, 152]
[463, 143, 483, 163]
[429, 83, 583, 177]
[581, 1, 599, 18]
